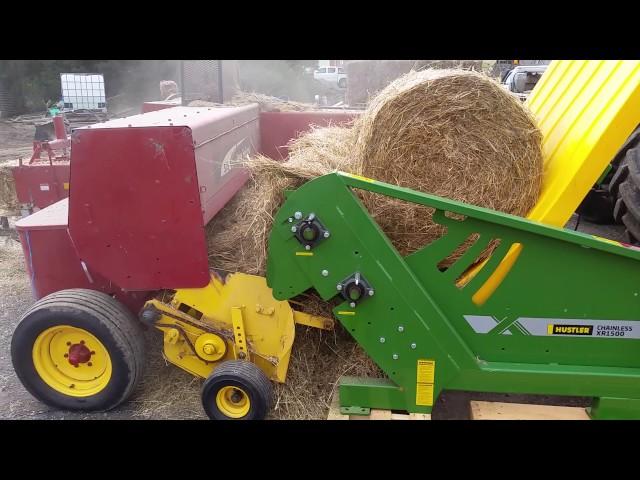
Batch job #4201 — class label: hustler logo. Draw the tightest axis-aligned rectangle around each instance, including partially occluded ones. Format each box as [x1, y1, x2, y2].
[547, 324, 593, 336]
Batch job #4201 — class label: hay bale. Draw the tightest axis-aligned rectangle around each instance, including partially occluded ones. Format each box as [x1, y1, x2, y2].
[188, 92, 317, 113]
[206, 69, 543, 418]
[0, 162, 19, 214]
[353, 69, 543, 261]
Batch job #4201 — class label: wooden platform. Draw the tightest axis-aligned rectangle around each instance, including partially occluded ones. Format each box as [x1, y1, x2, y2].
[470, 401, 591, 420]
[327, 392, 431, 420]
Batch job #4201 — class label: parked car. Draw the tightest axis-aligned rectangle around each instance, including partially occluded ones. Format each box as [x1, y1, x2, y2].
[314, 66, 347, 89]
[502, 64, 548, 101]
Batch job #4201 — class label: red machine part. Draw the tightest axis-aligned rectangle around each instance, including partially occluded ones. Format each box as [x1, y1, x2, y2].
[67, 105, 259, 291]
[12, 163, 70, 210]
[16, 199, 152, 312]
[259, 111, 361, 160]
[141, 100, 182, 113]
[16, 106, 360, 307]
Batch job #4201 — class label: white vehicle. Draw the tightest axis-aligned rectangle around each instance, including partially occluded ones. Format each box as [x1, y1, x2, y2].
[502, 65, 548, 101]
[313, 66, 347, 89]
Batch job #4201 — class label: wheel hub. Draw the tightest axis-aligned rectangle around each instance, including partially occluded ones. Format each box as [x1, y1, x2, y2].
[67, 343, 92, 366]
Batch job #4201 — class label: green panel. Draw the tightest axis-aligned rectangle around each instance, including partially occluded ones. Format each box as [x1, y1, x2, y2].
[266, 172, 640, 418]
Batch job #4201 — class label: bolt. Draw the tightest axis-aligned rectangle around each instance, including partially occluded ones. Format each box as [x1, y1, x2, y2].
[294, 211, 302, 220]
[66, 342, 71, 346]
[369, 290, 375, 296]
[90, 351, 95, 355]
[239, 352, 246, 359]
[288, 217, 293, 223]
[398, 326, 404, 333]
[308, 213, 315, 221]
[323, 231, 330, 238]
[393, 354, 399, 360]
[87, 362, 93, 367]
[411, 343, 417, 349]
[74, 364, 79, 368]
[305, 245, 311, 251]
[350, 302, 356, 308]
[336, 284, 342, 290]
[321, 270, 329, 277]
[64, 353, 69, 358]
[291, 226, 297, 233]
[379, 337, 386, 343]
[80, 340, 85, 345]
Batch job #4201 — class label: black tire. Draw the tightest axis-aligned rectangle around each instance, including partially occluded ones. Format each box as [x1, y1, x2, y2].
[11, 289, 145, 412]
[608, 147, 640, 244]
[201, 360, 272, 420]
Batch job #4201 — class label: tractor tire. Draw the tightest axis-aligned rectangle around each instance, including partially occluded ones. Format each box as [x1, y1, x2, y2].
[201, 360, 272, 420]
[11, 289, 145, 412]
[613, 147, 640, 245]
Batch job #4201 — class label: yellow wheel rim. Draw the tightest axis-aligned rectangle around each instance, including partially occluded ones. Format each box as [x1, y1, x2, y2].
[32, 325, 112, 397]
[215, 386, 251, 418]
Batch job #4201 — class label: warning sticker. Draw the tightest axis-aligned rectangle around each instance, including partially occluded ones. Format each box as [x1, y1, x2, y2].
[416, 384, 434, 407]
[39, 184, 50, 191]
[417, 359, 435, 384]
[416, 359, 435, 406]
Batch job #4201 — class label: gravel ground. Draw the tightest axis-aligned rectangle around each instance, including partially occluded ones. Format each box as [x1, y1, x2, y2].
[0, 215, 627, 420]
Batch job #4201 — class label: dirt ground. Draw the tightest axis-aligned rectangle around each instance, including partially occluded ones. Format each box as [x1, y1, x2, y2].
[0, 212, 624, 420]
[0, 121, 35, 164]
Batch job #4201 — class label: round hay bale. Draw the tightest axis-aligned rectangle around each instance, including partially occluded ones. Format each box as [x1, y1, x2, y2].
[353, 69, 543, 260]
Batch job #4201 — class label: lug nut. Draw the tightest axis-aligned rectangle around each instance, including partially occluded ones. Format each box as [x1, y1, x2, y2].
[398, 326, 404, 333]
[411, 343, 417, 349]
[87, 362, 93, 367]
[323, 231, 330, 238]
[393, 354, 399, 360]
[379, 337, 386, 343]
[64, 353, 69, 358]
[294, 211, 302, 219]
[321, 270, 329, 277]
[66, 342, 71, 346]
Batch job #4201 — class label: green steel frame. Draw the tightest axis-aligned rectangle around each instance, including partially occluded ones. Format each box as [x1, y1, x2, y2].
[266, 172, 640, 419]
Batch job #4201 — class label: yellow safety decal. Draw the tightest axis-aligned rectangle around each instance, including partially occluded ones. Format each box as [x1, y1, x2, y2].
[295, 252, 314, 256]
[416, 359, 435, 406]
[416, 384, 434, 407]
[547, 324, 554, 335]
[592, 235, 623, 247]
[63, 182, 70, 190]
[417, 359, 435, 383]
[344, 173, 376, 183]
[337, 311, 356, 316]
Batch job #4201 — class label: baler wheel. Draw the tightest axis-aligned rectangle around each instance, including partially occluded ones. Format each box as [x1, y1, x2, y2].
[201, 360, 272, 420]
[11, 289, 145, 412]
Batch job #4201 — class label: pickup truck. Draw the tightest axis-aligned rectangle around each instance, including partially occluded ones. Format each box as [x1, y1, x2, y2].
[313, 66, 347, 89]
